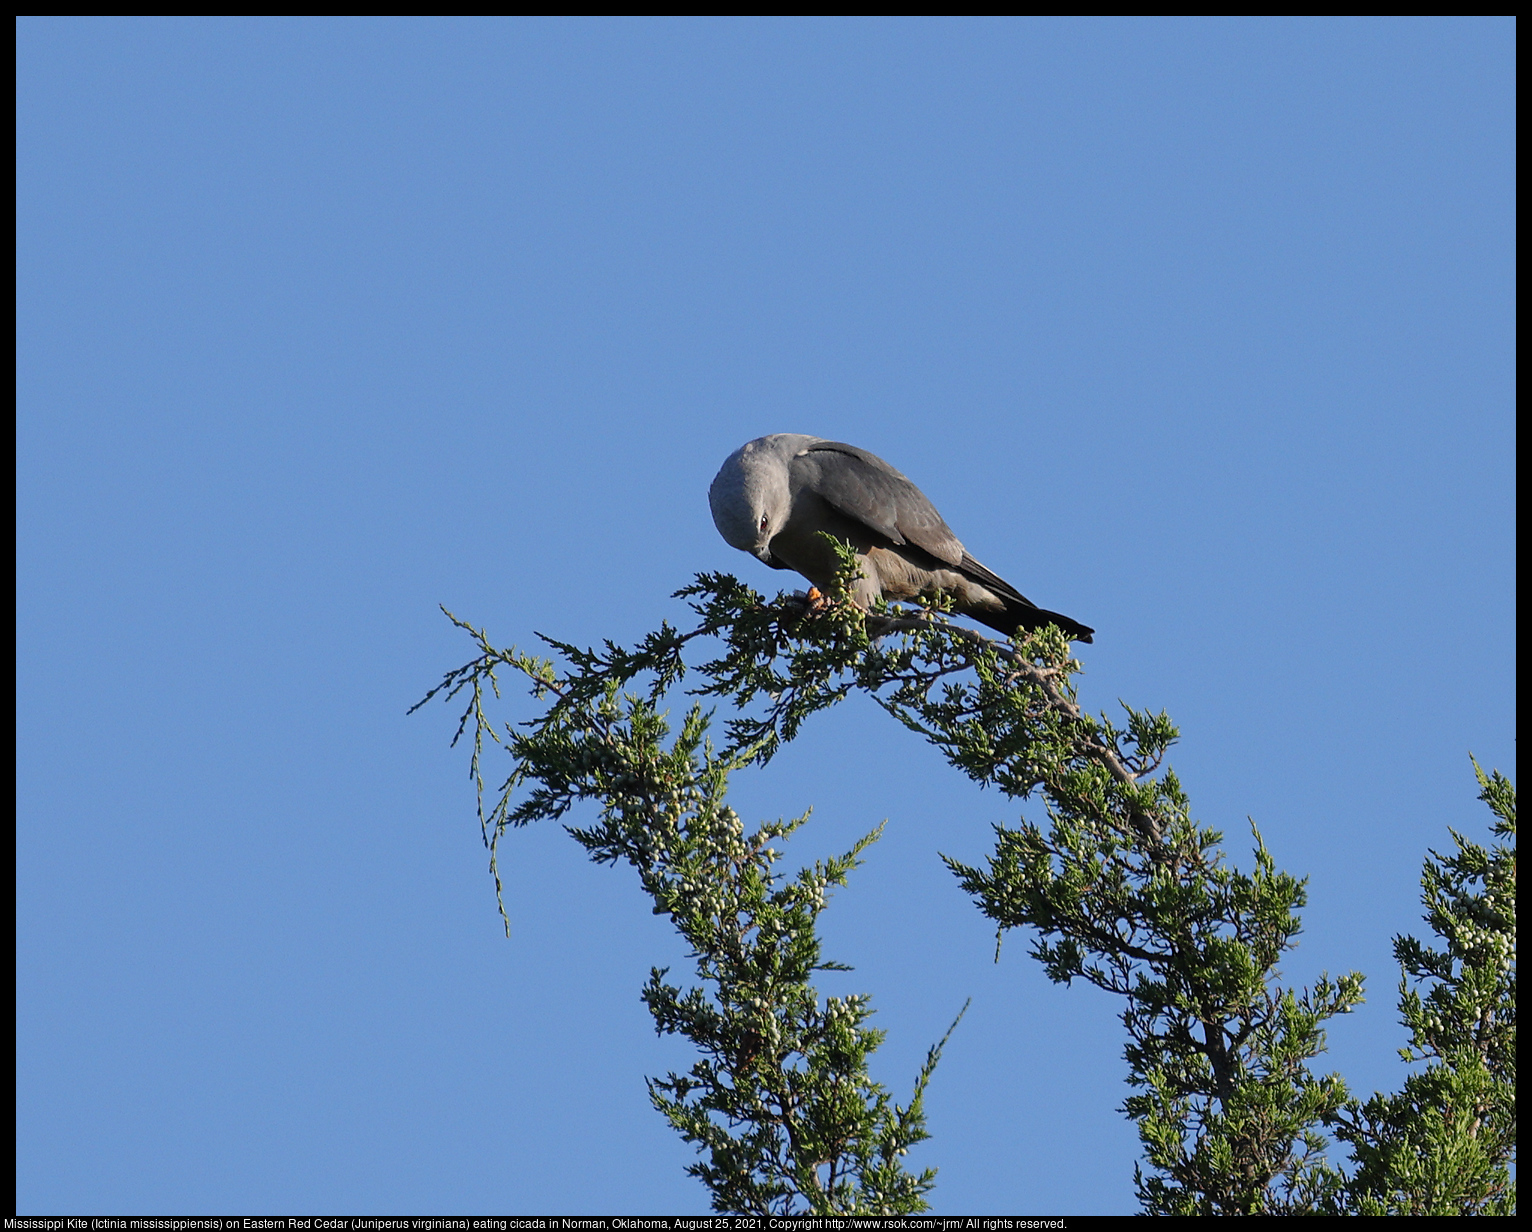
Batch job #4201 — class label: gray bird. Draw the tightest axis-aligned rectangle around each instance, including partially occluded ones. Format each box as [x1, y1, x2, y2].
[709, 434, 1094, 643]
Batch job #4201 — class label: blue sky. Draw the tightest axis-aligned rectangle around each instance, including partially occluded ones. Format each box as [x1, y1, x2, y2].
[17, 16, 1514, 1215]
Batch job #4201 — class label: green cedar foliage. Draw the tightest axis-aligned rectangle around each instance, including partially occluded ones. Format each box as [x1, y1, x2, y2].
[1327, 762, 1516, 1214]
[415, 547, 1514, 1215]
[412, 594, 961, 1215]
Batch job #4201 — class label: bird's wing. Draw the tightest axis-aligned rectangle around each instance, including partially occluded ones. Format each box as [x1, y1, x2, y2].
[957, 551, 1037, 608]
[793, 440, 965, 567]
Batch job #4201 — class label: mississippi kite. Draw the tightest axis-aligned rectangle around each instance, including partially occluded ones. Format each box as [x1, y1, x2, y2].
[709, 434, 1094, 643]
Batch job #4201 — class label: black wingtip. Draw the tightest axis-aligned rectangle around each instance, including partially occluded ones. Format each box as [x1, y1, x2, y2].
[1051, 619, 1094, 644]
[968, 603, 1095, 644]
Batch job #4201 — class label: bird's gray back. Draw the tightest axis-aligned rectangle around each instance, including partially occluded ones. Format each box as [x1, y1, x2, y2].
[791, 440, 965, 567]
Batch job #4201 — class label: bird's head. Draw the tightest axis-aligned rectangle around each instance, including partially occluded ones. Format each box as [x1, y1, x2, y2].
[709, 434, 813, 562]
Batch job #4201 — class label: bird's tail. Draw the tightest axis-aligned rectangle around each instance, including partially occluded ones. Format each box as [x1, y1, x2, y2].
[957, 553, 1095, 643]
[972, 602, 1094, 644]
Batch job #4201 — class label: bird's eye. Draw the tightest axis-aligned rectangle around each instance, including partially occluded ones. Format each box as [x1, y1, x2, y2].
[759, 513, 770, 533]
